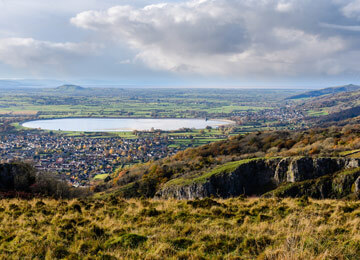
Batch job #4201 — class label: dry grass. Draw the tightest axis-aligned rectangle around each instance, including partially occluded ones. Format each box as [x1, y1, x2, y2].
[0, 197, 359, 259]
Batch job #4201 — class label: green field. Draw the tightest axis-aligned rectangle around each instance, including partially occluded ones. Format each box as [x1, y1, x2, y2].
[0, 88, 298, 119]
[1, 88, 312, 150]
[307, 109, 329, 117]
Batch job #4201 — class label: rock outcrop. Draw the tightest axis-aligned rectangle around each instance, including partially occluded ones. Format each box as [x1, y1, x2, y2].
[355, 177, 360, 194]
[155, 157, 360, 199]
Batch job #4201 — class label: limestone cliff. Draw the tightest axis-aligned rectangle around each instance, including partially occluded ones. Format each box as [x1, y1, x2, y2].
[155, 157, 360, 199]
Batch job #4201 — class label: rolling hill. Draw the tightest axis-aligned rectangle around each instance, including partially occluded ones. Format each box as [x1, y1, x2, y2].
[101, 124, 360, 199]
[55, 84, 86, 91]
[287, 84, 360, 99]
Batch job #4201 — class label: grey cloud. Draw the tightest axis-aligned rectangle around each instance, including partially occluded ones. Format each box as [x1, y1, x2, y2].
[71, 0, 360, 77]
[320, 23, 360, 32]
[0, 38, 100, 68]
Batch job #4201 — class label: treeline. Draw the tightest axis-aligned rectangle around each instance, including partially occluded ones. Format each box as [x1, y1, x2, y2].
[0, 162, 90, 199]
[105, 124, 360, 198]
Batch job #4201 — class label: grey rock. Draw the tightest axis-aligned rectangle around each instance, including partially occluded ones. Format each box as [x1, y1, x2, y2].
[155, 157, 360, 199]
[355, 176, 360, 194]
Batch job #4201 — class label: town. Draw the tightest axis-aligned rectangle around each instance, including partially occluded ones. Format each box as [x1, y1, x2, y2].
[0, 131, 180, 186]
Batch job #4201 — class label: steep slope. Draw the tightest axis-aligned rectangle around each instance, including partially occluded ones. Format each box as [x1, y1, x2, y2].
[288, 84, 360, 99]
[155, 157, 360, 199]
[266, 167, 360, 199]
[107, 124, 360, 199]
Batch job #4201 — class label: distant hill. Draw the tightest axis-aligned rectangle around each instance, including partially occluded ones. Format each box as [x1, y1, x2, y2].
[0, 80, 25, 88]
[0, 79, 65, 88]
[287, 84, 360, 99]
[55, 84, 86, 91]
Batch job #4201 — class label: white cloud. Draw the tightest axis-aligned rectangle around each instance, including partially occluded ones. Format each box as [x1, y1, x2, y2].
[0, 37, 99, 68]
[276, 1, 293, 12]
[70, 0, 360, 77]
[342, 0, 360, 19]
[1, 0, 360, 81]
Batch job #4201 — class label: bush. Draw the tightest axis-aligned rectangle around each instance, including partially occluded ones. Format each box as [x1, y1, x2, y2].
[0, 162, 91, 199]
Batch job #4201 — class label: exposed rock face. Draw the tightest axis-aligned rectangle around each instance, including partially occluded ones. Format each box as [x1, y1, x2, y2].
[155, 159, 280, 199]
[355, 177, 360, 194]
[286, 157, 346, 182]
[274, 158, 290, 184]
[155, 157, 360, 199]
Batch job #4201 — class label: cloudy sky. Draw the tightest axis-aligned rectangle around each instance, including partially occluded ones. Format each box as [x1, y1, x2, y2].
[1, 0, 360, 87]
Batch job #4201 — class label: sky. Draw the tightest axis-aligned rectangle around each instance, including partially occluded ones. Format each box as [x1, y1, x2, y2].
[1, 0, 360, 87]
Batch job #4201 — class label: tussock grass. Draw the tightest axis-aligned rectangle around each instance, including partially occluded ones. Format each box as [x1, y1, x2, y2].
[0, 197, 360, 259]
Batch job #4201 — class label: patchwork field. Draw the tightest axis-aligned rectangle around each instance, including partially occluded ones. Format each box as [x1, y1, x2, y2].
[0, 88, 298, 120]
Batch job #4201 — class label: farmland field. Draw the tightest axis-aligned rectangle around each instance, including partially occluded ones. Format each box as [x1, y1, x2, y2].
[0, 88, 300, 119]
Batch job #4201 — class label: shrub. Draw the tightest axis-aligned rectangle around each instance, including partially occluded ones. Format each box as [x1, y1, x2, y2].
[0, 162, 91, 199]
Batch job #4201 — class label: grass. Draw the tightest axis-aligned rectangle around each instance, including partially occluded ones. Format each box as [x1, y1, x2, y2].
[165, 158, 261, 187]
[0, 88, 290, 120]
[340, 149, 360, 156]
[93, 174, 110, 180]
[1, 197, 360, 259]
[307, 110, 329, 117]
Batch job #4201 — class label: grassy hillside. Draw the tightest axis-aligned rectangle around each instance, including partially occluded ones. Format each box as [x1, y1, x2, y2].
[297, 89, 360, 120]
[288, 84, 360, 99]
[106, 124, 360, 198]
[1, 197, 360, 259]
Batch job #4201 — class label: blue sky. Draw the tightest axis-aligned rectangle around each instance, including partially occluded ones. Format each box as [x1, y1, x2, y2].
[1, 0, 360, 87]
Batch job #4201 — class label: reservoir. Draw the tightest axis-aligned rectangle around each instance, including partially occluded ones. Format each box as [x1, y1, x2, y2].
[22, 118, 231, 132]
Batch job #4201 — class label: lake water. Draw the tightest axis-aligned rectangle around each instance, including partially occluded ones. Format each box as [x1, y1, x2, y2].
[22, 118, 231, 132]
